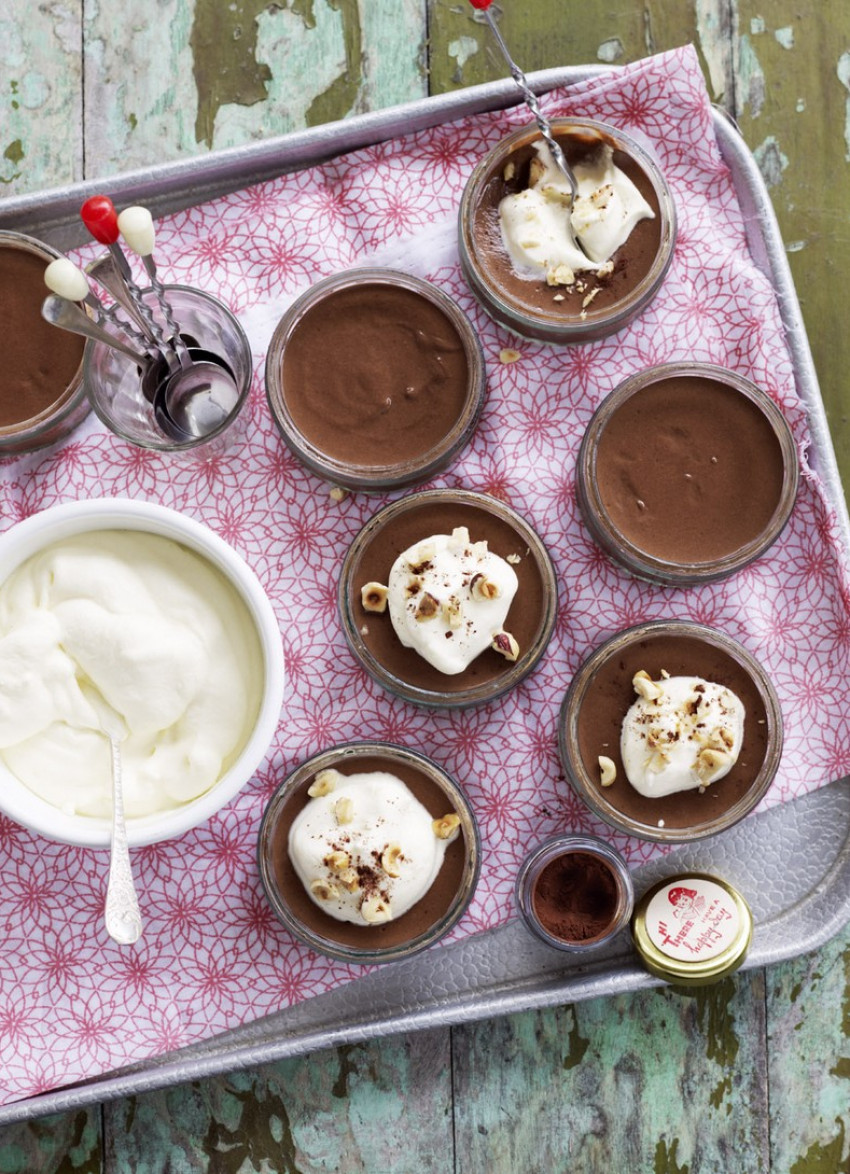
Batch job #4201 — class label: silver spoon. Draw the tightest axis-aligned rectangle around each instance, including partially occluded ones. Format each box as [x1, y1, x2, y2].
[41, 295, 151, 365]
[471, 0, 586, 252]
[85, 253, 168, 354]
[153, 350, 240, 441]
[81, 683, 142, 946]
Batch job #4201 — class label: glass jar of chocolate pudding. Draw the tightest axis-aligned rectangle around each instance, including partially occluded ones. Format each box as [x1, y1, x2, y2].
[265, 269, 486, 491]
[0, 231, 90, 455]
[339, 488, 558, 708]
[515, 834, 634, 952]
[257, 741, 480, 964]
[458, 119, 676, 344]
[576, 363, 799, 585]
[559, 620, 783, 843]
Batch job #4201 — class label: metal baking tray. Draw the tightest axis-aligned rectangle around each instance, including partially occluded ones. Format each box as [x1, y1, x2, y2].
[2, 67, 849, 1125]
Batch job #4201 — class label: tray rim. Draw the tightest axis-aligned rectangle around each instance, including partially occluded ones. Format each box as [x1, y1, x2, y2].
[1, 63, 849, 1125]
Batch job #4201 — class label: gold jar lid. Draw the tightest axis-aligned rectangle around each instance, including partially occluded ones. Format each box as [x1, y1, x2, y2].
[631, 872, 752, 986]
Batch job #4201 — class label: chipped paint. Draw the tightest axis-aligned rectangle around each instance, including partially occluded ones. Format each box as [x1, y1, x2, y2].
[775, 26, 795, 50]
[796, 97, 806, 112]
[754, 135, 789, 186]
[737, 35, 765, 119]
[838, 51, 850, 163]
[695, 0, 735, 101]
[693, 980, 740, 1066]
[750, 16, 766, 35]
[447, 34, 479, 71]
[597, 38, 624, 64]
[790, 1118, 848, 1174]
[786, 241, 806, 253]
[654, 1136, 690, 1174]
[561, 1006, 590, 1070]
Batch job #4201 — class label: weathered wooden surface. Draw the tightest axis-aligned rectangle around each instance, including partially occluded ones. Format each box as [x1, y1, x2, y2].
[1, 2, 850, 1171]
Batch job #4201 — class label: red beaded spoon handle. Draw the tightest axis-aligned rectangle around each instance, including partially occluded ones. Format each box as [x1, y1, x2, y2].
[80, 194, 168, 350]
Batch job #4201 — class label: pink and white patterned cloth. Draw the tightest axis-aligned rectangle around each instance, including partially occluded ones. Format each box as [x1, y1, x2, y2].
[1, 45, 849, 1105]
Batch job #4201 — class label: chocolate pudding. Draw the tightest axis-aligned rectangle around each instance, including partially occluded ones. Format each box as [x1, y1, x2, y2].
[515, 834, 634, 951]
[0, 236, 86, 449]
[532, 851, 620, 943]
[258, 744, 479, 961]
[459, 119, 676, 343]
[339, 490, 558, 707]
[578, 364, 799, 584]
[559, 622, 783, 842]
[265, 269, 485, 489]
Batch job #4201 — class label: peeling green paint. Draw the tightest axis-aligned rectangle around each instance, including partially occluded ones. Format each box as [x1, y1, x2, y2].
[654, 1136, 690, 1174]
[562, 1007, 590, 1071]
[753, 135, 789, 187]
[790, 1117, 850, 1174]
[737, 35, 766, 119]
[838, 52, 850, 164]
[775, 27, 795, 50]
[332, 1043, 361, 1099]
[190, 0, 362, 147]
[304, 0, 362, 127]
[693, 979, 740, 1067]
[4, 139, 24, 164]
[597, 38, 624, 63]
[201, 1085, 303, 1174]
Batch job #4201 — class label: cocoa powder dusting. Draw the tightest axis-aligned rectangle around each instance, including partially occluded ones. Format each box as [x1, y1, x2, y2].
[532, 851, 619, 942]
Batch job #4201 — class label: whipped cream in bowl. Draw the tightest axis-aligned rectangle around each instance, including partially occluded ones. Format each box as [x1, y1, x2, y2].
[257, 742, 480, 963]
[0, 499, 285, 847]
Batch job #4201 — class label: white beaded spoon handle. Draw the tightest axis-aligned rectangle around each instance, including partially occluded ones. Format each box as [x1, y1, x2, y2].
[118, 205, 192, 369]
[43, 256, 155, 355]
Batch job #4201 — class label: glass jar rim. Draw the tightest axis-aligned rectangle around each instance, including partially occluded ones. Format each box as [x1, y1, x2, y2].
[515, 833, 635, 952]
[264, 267, 486, 490]
[457, 117, 677, 344]
[558, 619, 784, 843]
[0, 231, 89, 448]
[338, 487, 558, 708]
[576, 362, 800, 584]
[256, 740, 481, 964]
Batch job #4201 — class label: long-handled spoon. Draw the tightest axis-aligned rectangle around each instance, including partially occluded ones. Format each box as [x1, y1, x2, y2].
[118, 206, 192, 370]
[468, 0, 586, 253]
[44, 256, 156, 356]
[80, 683, 142, 946]
[41, 295, 151, 365]
[80, 195, 171, 354]
[85, 252, 166, 352]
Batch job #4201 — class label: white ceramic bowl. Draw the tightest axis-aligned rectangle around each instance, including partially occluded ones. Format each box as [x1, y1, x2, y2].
[0, 498, 285, 847]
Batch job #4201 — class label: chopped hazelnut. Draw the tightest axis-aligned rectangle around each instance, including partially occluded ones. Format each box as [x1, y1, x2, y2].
[433, 813, 461, 840]
[491, 631, 520, 661]
[360, 895, 393, 924]
[308, 769, 341, 798]
[598, 756, 616, 787]
[361, 582, 388, 613]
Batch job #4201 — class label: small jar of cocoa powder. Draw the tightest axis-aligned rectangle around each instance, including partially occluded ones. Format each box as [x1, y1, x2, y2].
[515, 834, 634, 952]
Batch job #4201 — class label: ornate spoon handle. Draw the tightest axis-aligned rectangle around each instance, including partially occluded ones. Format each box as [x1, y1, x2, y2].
[470, 0, 580, 196]
[104, 733, 143, 945]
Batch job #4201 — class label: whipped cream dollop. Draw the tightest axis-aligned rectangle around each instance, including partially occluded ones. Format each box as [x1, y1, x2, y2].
[382, 526, 519, 675]
[0, 531, 263, 819]
[289, 768, 460, 926]
[499, 141, 655, 283]
[620, 672, 745, 798]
